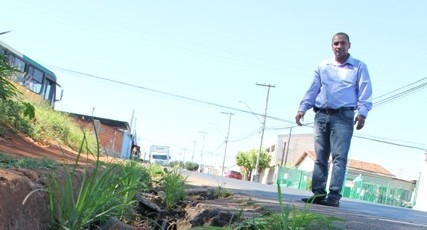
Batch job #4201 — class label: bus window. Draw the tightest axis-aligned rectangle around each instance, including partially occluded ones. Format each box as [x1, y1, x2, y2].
[26, 66, 44, 94]
[9, 56, 26, 82]
[44, 79, 53, 101]
[11, 56, 25, 71]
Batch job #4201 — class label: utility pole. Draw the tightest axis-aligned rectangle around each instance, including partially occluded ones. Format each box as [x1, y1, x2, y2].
[280, 142, 287, 166]
[129, 109, 135, 134]
[191, 141, 197, 162]
[252, 83, 275, 182]
[221, 112, 234, 176]
[198, 131, 207, 172]
[182, 148, 187, 167]
[284, 127, 293, 166]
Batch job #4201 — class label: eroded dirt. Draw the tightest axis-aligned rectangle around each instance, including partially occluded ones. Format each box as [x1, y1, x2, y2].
[0, 132, 108, 229]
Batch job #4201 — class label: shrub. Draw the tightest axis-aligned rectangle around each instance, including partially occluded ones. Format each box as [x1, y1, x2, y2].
[184, 161, 199, 171]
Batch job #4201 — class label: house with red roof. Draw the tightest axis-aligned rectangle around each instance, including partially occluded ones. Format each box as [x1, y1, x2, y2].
[260, 134, 417, 207]
[293, 150, 416, 203]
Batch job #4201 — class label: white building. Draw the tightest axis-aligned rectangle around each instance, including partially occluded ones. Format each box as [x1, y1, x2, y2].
[414, 152, 427, 211]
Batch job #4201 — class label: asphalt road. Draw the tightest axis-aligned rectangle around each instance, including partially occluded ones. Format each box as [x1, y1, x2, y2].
[183, 170, 427, 230]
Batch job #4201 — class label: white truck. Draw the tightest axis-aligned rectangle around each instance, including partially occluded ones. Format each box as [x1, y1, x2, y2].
[149, 145, 171, 166]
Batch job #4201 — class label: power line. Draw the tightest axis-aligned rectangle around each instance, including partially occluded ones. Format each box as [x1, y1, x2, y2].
[52, 66, 427, 151]
[51, 66, 295, 124]
[283, 123, 427, 151]
[373, 77, 427, 108]
[374, 77, 427, 100]
[353, 134, 426, 151]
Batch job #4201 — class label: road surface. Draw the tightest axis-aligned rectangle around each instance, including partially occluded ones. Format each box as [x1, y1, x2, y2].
[183, 170, 427, 230]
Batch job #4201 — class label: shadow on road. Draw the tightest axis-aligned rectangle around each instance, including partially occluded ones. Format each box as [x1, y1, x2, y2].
[184, 170, 427, 230]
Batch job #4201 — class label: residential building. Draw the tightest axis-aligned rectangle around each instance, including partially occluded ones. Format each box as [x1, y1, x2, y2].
[260, 133, 417, 207]
[292, 151, 416, 206]
[69, 113, 135, 159]
[265, 133, 313, 167]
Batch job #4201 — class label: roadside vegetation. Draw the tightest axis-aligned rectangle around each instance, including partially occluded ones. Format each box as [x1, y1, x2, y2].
[0, 152, 57, 169]
[1, 54, 97, 153]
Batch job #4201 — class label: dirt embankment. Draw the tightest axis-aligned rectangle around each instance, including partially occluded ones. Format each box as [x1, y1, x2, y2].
[0, 132, 116, 229]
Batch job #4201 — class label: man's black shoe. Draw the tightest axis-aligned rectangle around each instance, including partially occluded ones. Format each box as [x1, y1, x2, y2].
[301, 194, 326, 204]
[318, 198, 340, 207]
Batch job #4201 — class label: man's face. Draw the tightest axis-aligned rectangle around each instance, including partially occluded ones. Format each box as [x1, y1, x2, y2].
[332, 35, 350, 60]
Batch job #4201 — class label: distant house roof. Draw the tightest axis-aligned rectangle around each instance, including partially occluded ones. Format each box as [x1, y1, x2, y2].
[293, 151, 316, 166]
[68, 112, 130, 130]
[293, 151, 395, 177]
[348, 159, 395, 177]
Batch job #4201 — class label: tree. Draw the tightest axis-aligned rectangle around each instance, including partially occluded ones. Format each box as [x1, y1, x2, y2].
[236, 148, 271, 181]
[184, 161, 199, 171]
[0, 55, 19, 100]
[0, 54, 36, 121]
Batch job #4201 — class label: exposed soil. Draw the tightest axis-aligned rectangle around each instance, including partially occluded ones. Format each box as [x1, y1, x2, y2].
[0, 132, 263, 230]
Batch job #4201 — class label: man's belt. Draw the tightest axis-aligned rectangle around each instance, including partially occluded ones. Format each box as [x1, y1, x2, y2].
[313, 106, 354, 114]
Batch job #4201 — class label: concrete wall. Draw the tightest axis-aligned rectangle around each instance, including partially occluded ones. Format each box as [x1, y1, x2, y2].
[268, 133, 314, 166]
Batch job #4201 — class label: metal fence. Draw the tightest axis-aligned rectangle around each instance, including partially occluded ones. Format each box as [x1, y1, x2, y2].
[276, 166, 413, 208]
[276, 167, 310, 190]
[345, 181, 412, 207]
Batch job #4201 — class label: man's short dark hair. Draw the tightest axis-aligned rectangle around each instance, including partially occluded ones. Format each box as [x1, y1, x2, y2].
[333, 32, 350, 43]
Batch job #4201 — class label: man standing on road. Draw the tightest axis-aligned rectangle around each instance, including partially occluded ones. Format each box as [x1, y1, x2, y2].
[295, 32, 373, 207]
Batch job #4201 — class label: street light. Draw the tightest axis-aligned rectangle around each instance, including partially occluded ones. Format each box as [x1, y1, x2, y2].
[221, 112, 234, 176]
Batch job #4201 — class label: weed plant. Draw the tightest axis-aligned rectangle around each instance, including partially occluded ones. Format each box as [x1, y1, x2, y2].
[146, 165, 187, 208]
[47, 140, 150, 228]
[208, 185, 233, 199]
[162, 169, 187, 209]
[24, 128, 151, 229]
[233, 181, 346, 230]
[147, 163, 167, 182]
[115, 160, 152, 216]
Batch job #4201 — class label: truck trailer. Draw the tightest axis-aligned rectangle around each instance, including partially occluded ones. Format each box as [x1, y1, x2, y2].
[149, 145, 170, 166]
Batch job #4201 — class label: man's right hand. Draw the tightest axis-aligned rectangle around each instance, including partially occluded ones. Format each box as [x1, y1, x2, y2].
[295, 111, 305, 126]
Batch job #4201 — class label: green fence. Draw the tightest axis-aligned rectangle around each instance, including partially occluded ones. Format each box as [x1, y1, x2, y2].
[348, 181, 412, 207]
[276, 167, 310, 190]
[276, 166, 413, 208]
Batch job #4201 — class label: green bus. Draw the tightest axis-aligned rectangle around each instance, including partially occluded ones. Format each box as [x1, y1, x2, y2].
[0, 40, 62, 107]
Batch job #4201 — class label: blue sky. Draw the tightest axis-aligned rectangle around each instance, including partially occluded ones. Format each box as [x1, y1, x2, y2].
[1, 0, 426, 180]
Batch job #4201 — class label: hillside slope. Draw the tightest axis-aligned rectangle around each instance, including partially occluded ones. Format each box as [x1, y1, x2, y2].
[0, 132, 111, 229]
